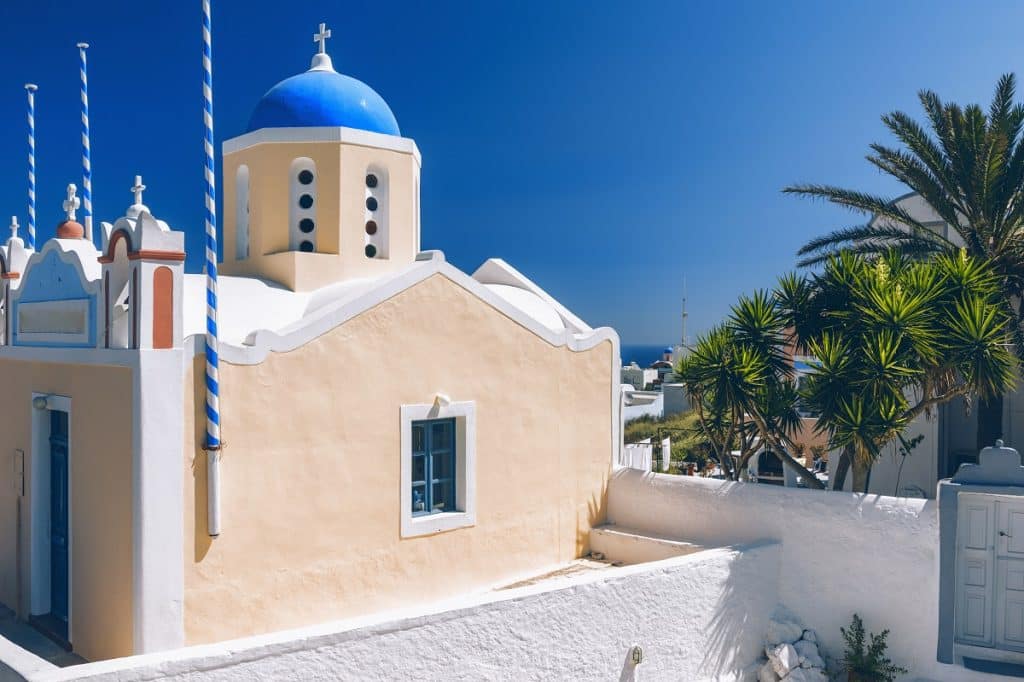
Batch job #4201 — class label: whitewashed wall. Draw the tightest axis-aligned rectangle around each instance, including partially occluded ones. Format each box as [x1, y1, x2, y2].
[21, 543, 779, 682]
[607, 470, 1002, 682]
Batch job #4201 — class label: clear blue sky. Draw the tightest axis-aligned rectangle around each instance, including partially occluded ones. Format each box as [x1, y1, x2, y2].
[0, 1, 1021, 345]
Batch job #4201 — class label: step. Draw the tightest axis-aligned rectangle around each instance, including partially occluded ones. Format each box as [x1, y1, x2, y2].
[589, 524, 705, 565]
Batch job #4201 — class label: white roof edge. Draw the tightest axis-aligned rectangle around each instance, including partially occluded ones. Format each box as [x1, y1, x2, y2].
[11, 239, 102, 305]
[471, 258, 592, 333]
[223, 126, 421, 166]
[184, 252, 617, 366]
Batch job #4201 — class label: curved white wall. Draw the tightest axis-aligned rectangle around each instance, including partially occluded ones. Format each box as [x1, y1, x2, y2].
[607, 470, 999, 681]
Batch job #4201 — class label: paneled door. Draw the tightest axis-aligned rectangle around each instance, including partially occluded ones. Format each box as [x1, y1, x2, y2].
[956, 495, 995, 646]
[955, 493, 1024, 653]
[49, 410, 69, 640]
[995, 500, 1024, 651]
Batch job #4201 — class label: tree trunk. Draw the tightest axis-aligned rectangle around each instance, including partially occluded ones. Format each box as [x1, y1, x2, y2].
[773, 446, 825, 490]
[736, 451, 756, 481]
[745, 411, 825, 490]
[832, 445, 853, 491]
[977, 394, 1004, 452]
[851, 457, 870, 493]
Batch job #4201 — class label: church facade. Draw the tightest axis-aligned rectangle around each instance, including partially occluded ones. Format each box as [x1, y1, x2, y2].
[0, 29, 620, 662]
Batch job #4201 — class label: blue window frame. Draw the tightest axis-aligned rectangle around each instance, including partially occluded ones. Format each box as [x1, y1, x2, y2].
[411, 418, 456, 516]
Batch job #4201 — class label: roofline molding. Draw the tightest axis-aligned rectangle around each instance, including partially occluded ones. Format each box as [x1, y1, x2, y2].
[184, 252, 617, 366]
[223, 126, 422, 166]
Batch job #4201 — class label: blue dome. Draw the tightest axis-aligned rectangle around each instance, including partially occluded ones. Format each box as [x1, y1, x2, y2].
[247, 67, 400, 136]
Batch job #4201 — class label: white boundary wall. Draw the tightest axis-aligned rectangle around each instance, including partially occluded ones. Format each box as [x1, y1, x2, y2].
[10, 543, 779, 682]
[607, 470, 1003, 682]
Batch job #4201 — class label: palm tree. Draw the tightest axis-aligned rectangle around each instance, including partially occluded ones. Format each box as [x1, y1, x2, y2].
[786, 73, 1024, 450]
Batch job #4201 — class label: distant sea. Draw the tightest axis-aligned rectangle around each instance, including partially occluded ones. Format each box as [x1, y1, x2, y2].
[620, 344, 669, 368]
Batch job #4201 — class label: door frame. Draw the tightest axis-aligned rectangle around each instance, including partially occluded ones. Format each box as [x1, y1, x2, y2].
[29, 393, 71, 642]
[955, 492, 1024, 660]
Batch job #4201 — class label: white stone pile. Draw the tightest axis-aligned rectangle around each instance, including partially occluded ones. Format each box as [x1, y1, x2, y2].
[757, 607, 828, 682]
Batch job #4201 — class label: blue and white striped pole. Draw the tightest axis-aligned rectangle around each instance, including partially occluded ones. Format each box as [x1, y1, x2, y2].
[24, 84, 37, 250]
[77, 43, 93, 241]
[203, 0, 222, 537]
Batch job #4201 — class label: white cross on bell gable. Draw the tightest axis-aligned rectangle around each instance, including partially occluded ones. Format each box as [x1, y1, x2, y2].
[132, 175, 146, 206]
[63, 184, 80, 221]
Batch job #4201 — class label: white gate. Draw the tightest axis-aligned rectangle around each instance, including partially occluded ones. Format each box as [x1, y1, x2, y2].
[956, 493, 1024, 651]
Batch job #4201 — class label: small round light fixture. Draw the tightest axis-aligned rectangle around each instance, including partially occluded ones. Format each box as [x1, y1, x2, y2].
[32, 396, 49, 410]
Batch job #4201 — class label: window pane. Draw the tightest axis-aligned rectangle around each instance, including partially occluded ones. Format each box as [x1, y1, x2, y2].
[432, 481, 454, 513]
[432, 421, 452, 450]
[432, 450, 453, 480]
[412, 485, 427, 514]
[412, 454, 426, 484]
[412, 424, 425, 453]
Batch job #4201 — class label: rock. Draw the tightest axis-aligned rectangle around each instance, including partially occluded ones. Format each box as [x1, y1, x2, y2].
[781, 667, 828, 682]
[798, 654, 825, 670]
[770, 643, 800, 677]
[801, 629, 817, 644]
[758, 660, 780, 682]
[765, 609, 805, 646]
[793, 640, 825, 670]
[794, 640, 818, 659]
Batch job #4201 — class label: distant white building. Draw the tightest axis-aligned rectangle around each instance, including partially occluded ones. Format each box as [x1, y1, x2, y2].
[621, 362, 658, 391]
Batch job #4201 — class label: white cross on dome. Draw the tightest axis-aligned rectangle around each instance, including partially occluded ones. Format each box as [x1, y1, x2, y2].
[314, 22, 331, 54]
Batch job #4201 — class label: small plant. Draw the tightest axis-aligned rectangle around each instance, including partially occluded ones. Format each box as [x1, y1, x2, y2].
[840, 613, 907, 681]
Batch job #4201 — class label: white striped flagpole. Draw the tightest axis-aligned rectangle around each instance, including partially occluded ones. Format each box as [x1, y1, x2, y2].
[78, 43, 93, 241]
[203, 0, 223, 537]
[24, 84, 37, 250]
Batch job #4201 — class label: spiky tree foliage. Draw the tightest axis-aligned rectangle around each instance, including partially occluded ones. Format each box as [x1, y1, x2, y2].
[787, 74, 1024, 449]
[678, 292, 822, 488]
[777, 250, 1016, 491]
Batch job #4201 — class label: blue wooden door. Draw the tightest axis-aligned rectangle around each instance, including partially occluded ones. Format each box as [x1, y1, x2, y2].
[49, 410, 69, 638]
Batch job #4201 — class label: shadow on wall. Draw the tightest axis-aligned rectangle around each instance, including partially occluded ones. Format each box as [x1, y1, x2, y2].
[575, 482, 609, 557]
[700, 540, 780, 678]
[191, 354, 213, 562]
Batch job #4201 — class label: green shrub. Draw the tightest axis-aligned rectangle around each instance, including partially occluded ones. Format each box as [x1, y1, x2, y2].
[840, 613, 907, 682]
[623, 411, 708, 468]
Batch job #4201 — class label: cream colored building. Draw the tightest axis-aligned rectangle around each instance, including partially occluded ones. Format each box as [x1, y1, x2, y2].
[0, 31, 620, 662]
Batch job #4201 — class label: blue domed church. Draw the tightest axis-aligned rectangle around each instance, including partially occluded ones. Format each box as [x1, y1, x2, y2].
[0, 22, 619, 663]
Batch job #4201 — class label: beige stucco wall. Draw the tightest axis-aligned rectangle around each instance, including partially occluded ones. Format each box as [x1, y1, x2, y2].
[183, 273, 613, 645]
[220, 139, 420, 291]
[0, 359, 133, 661]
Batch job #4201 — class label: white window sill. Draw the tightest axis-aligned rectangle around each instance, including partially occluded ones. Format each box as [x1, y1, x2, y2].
[402, 510, 476, 538]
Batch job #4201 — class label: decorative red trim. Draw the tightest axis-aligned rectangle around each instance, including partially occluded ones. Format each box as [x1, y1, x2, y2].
[129, 250, 186, 262]
[98, 229, 134, 263]
[100, 249, 186, 264]
[131, 268, 139, 349]
[103, 271, 110, 348]
[0, 273, 20, 280]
